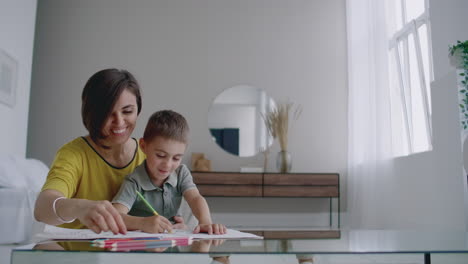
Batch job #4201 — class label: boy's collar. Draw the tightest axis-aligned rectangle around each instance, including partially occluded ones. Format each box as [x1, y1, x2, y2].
[137, 162, 178, 190]
[165, 170, 178, 187]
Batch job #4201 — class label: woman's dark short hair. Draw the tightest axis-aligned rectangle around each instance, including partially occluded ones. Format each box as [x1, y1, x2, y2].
[81, 68, 142, 142]
[143, 110, 189, 143]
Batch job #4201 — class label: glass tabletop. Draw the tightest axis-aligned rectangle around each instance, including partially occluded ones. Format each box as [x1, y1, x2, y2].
[12, 229, 468, 254]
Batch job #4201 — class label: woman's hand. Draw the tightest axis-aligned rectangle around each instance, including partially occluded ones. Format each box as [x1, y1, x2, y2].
[193, 223, 227, 235]
[34, 190, 127, 235]
[75, 199, 127, 234]
[140, 215, 173, 233]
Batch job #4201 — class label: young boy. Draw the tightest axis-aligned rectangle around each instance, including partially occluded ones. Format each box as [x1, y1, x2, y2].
[112, 110, 226, 235]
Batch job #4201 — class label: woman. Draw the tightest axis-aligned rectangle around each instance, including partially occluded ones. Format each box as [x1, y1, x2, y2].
[34, 68, 145, 234]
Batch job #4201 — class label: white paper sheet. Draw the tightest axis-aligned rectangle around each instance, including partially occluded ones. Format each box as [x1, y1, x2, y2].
[34, 225, 263, 241]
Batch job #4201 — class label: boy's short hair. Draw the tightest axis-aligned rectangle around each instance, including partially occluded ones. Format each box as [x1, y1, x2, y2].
[143, 110, 189, 143]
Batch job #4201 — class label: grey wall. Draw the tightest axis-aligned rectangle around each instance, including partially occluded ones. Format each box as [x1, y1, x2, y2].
[0, 0, 36, 157]
[27, 0, 348, 228]
[28, 1, 347, 177]
[25, 0, 468, 229]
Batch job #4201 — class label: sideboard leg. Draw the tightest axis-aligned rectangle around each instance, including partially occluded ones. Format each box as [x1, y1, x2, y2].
[338, 196, 341, 228]
[424, 253, 431, 264]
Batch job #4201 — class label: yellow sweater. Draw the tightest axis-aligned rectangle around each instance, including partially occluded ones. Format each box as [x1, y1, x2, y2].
[41, 137, 145, 229]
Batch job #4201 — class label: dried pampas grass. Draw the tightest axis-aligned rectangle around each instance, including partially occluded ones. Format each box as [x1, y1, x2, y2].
[263, 101, 302, 152]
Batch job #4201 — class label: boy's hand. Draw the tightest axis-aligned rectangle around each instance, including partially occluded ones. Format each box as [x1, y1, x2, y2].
[191, 239, 226, 253]
[171, 215, 188, 230]
[140, 215, 173, 233]
[193, 223, 227, 235]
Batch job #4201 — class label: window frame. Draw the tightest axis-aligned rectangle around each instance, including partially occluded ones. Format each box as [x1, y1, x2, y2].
[388, 0, 433, 155]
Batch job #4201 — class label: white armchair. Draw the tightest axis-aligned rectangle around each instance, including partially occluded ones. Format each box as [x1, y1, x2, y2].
[0, 156, 48, 244]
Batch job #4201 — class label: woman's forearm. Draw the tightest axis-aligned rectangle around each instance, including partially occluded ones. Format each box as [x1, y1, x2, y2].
[34, 189, 79, 225]
[35, 189, 127, 234]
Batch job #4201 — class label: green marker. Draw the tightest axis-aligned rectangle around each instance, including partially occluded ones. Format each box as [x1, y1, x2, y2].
[136, 190, 159, 216]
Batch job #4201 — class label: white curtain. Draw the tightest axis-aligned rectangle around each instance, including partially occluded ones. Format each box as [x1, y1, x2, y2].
[346, 0, 395, 228]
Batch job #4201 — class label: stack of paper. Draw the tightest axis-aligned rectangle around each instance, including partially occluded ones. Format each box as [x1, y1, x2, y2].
[34, 225, 263, 242]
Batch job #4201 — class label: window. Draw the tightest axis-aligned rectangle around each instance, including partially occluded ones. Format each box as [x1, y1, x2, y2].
[387, 0, 433, 156]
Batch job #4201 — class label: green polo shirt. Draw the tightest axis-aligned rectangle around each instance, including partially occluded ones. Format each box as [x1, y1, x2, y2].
[112, 162, 196, 219]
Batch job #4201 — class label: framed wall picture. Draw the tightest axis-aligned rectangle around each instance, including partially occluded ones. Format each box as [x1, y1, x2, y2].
[0, 48, 18, 108]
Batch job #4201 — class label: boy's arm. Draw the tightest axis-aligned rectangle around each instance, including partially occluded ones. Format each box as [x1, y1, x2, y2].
[112, 203, 139, 230]
[113, 202, 142, 231]
[183, 188, 212, 224]
[112, 202, 173, 233]
[183, 188, 226, 234]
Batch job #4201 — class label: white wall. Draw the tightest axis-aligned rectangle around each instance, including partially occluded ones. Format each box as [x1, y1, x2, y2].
[431, 0, 468, 173]
[430, 0, 468, 81]
[0, 0, 37, 157]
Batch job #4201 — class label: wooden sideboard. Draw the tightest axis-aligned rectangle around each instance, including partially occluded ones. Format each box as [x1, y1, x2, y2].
[191, 171, 340, 229]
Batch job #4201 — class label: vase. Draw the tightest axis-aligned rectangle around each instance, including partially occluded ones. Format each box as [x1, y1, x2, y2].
[276, 151, 292, 173]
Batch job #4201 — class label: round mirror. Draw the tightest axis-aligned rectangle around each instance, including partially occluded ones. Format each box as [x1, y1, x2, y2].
[208, 85, 275, 157]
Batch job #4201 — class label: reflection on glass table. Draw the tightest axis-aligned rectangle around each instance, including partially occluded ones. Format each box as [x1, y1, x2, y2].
[11, 230, 468, 264]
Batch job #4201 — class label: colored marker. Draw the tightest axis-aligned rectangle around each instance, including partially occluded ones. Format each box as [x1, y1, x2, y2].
[92, 237, 192, 247]
[136, 190, 175, 233]
[136, 191, 159, 216]
[109, 240, 176, 251]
